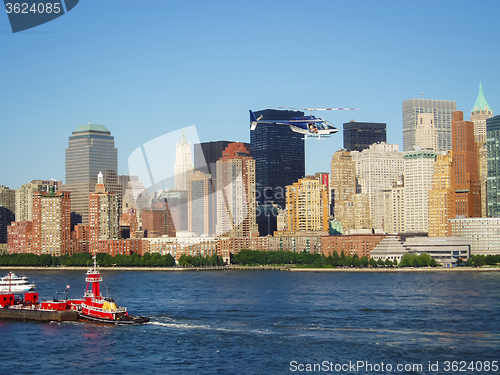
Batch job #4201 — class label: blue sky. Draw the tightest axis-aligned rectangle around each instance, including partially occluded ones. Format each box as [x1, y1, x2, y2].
[1, 0, 499, 190]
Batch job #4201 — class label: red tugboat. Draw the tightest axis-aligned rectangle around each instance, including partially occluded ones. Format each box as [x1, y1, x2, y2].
[78, 256, 150, 324]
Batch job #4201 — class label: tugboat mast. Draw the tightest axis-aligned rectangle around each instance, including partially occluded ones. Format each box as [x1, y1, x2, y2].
[85, 255, 102, 298]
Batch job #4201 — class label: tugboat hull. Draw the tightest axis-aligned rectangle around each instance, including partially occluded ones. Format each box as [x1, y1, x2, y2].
[79, 312, 150, 325]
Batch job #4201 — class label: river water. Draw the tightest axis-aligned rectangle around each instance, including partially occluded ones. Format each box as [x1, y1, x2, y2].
[0, 269, 499, 374]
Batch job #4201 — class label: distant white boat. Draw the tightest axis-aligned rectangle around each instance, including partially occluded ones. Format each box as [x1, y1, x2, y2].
[0, 272, 36, 294]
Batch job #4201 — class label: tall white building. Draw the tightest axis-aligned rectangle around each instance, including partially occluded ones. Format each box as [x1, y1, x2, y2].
[174, 131, 194, 191]
[382, 177, 405, 234]
[403, 98, 456, 152]
[403, 150, 437, 233]
[415, 113, 438, 151]
[352, 143, 404, 230]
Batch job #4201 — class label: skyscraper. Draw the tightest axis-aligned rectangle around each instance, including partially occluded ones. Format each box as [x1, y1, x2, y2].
[330, 149, 356, 232]
[250, 109, 305, 208]
[31, 187, 72, 256]
[402, 98, 456, 152]
[382, 179, 404, 234]
[88, 172, 119, 246]
[449, 111, 481, 219]
[471, 82, 493, 144]
[216, 143, 258, 237]
[470, 83, 493, 217]
[0, 185, 15, 244]
[403, 150, 437, 233]
[193, 140, 251, 195]
[284, 176, 329, 233]
[487, 115, 500, 217]
[352, 143, 404, 230]
[428, 151, 452, 237]
[414, 113, 438, 151]
[64, 124, 120, 225]
[174, 131, 194, 191]
[15, 180, 61, 222]
[343, 120, 386, 152]
[188, 171, 214, 235]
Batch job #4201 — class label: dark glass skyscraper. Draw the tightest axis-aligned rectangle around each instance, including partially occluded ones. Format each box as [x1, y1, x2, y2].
[487, 115, 500, 217]
[343, 120, 386, 152]
[250, 109, 305, 208]
[64, 124, 120, 225]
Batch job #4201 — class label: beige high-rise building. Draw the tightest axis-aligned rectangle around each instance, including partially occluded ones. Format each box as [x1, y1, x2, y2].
[403, 150, 437, 233]
[216, 143, 258, 237]
[330, 149, 356, 232]
[353, 193, 372, 230]
[188, 171, 214, 235]
[352, 143, 404, 230]
[428, 152, 452, 237]
[89, 172, 119, 245]
[382, 177, 404, 234]
[174, 131, 194, 191]
[415, 113, 438, 151]
[470, 83, 493, 217]
[15, 180, 61, 222]
[284, 176, 329, 232]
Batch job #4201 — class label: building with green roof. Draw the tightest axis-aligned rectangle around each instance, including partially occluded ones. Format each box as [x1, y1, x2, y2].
[72, 123, 111, 134]
[471, 83, 493, 217]
[471, 82, 493, 144]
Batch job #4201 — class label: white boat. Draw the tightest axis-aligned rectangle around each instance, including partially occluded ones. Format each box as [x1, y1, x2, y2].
[0, 272, 36, 294]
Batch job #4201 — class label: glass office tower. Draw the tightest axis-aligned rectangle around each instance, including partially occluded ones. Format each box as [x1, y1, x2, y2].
[487, 115, 500, 217]
[250, 109, 305, 209]
[64, 124, 119, 225]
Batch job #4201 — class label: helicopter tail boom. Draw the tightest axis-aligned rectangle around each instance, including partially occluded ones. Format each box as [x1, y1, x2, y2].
[249, 110, 263, 130]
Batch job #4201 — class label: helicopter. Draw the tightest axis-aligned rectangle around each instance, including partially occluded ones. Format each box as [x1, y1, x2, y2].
[250, 107, 358, 139]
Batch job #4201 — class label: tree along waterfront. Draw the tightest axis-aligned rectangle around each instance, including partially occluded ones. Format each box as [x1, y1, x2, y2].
[0, 252, 174, 267]
[231, 249, 394, 268]
[232, 249, 500, 268]
[0, 251, 498, 268]
[0, 252, 224, 268]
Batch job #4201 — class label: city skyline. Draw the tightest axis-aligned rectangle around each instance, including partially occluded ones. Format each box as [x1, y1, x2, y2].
[1, 1, 499, 190]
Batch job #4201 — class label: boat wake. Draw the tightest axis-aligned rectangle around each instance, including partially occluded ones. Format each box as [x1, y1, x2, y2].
[148, 318, 273, 335]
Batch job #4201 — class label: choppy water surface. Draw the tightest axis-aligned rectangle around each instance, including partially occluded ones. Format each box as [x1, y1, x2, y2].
[1, 270, 499, 374]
